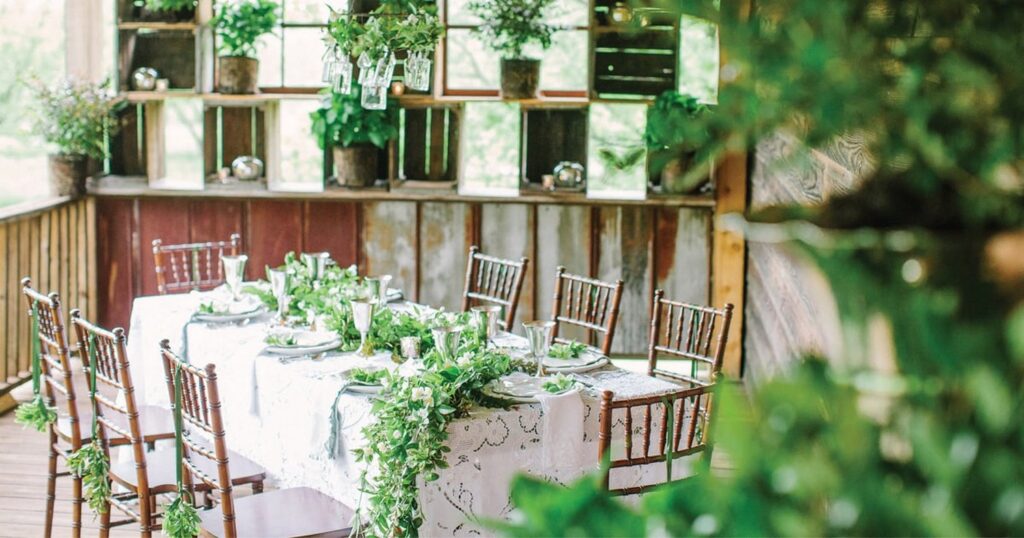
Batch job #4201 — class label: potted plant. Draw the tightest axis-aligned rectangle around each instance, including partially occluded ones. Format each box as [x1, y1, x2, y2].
[468, 0, 556, 99]
[644, 91, 713, 194]
[133, 0, 196, 22]
[310, 88, 398, 187]
[31, 79, 121, 197]
[213, 0, 280, 94]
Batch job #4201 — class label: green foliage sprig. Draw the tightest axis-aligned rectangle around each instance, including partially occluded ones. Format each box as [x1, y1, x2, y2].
[67, 440, 110, 514]
[644, 91, 711, 152]
[142, 0, 195, 12]
[163, 492, 201, 538]
[213, 0, 280, 58]
[264, 333, 297, 346]
[30, 78, 122, 160]
[468, 0, 557, 59]
[325, 6, 442, 57]
[541, 374, 576, 394]
[548, 341, 586, 360]
[310, 88, 398, 150]
[14, 395, 56, 432]
[349, 367, 388, 385]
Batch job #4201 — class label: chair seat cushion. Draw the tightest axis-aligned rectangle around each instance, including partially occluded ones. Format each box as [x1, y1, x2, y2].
[199, 487, 353, 538]
[109, 446, 265, 493]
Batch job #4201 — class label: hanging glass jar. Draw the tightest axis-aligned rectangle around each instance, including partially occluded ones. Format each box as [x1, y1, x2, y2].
[332, 53, 354, 95]
[405, 51, 433, 91]
[372, 51, 397, 87]
[361, 83, 387, 110]
[357, 52, 374, 85]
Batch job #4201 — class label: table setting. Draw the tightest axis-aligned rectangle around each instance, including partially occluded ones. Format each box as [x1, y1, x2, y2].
[126, 250, 688, 536]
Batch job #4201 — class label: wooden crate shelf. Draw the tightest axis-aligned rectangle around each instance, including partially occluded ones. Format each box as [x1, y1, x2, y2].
[520, 105, 589, 189]
[395, 103, 461, 183]
[108, 103, 147, 177]
[202, 104, 268, 182]
[118, 28, 199, 91]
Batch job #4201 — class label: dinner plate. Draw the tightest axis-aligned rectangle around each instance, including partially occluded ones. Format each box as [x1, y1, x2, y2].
[193, 297, 265, 323]
[544, 357, 609, 374]
[542, 348, 607, 370]
[482, 373, 579, 403]
[264, 330, 341, 356]
[339, 368, 386, 394]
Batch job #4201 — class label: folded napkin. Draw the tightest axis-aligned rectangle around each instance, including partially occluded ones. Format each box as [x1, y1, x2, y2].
[535, 388, 586, 476]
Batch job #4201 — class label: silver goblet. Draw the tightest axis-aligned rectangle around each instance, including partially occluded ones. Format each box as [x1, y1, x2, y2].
[377, 274, 393, 306]
[351, 300, 375, 357]
[221, 254, 248, 301]
[471, 305, 502, 345]
[523, 321, 555, 377]
[431, 325, 463, 363]
[267, 267, 289, 323]
[301, 252, 331, 281]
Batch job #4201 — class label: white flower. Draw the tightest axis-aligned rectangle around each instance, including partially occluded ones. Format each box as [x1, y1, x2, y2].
[410, 387, 434, 406]
[457, 352, 474, 366]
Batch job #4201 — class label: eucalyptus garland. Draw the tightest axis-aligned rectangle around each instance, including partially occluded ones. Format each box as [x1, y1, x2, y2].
[67, 335, 110, 514]
[14, 303, 57, 432]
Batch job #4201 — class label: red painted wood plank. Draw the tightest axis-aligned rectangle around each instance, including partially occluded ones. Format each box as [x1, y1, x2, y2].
[246, 200, 303, 275]
[96, 198, 136, 330]
[303, 201, 359, 268]
[137, 199, 191, 296]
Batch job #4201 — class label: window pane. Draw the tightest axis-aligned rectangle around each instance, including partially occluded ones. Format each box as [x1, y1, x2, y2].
[257, 33, 284, 87]
[546, 0, 588, 27]
[458, 101, 520, 195]
[0, 1, 65, 206]
[535, 30, 587, 91]
[678, 15, 719, 103]
[445, 29, 500, 90]
[284, 0, 343, 23]
[587, 103, 647, 199]
[283, 27, 328, 87]
[157, 98, 205, 190]
[272, 99, 323, 191]
[445, 0, 481, 26]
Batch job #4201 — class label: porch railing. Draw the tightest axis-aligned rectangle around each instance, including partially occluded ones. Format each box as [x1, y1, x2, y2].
[0, 197, 96, 397]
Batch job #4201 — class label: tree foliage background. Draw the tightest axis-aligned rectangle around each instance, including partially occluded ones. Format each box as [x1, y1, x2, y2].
[499, 0, 1024, 535]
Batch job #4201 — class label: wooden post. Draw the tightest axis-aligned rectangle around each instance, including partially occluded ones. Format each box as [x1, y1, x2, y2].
[711, 0, 751, 379]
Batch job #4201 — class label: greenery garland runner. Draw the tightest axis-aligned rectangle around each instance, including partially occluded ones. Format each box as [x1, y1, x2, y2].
[163, 362, 201, 538]
[66, 334, 111, 515]
[14, 303, 57, 431]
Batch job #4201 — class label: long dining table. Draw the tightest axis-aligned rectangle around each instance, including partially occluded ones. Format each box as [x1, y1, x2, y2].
[125, 287, 690, 536]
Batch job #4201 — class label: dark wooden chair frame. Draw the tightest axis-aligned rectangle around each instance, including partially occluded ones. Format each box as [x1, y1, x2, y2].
[549, 267, 624, 356]
[152, 233, 241, 295]
[597, 384, 716, 496]
[646, 289, 734, 387]
[461, 246, 529, 332]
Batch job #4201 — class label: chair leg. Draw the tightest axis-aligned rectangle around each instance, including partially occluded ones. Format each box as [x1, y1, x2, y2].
[99, 495, 112, 538]
[203, 490, 214, 509]
[44, 436, 58, 538]
[252, 480, 264, 494]
[71, 472, 83, 538]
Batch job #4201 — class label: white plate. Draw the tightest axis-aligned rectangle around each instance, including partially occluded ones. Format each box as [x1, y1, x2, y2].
[193, 298, 265, 322]
[544, 357, 609, 374]
[264, 330, 341, 356]
[543, 347, 606, 369]
[340, 368, 386, 394]
[482, 373, 579, 403]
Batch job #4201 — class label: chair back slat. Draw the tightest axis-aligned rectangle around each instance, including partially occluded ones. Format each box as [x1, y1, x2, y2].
[647, 290, 734, 386]
[549, 267, 623, 355]
[21, 278, 81, 445]
[598, 385, 716, 495]
[160, 342, 239, 538]
[461, 246, 529, 331]
[153, 233, 241, 295]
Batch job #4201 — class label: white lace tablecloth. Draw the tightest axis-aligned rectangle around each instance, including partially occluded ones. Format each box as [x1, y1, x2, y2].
[127, 292, 687, 536]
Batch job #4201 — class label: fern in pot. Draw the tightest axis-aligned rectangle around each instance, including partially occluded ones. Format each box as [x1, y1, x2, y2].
[213, 0, 280, 94]
[644, 91, 713, 194]
[310, 88, 398, 187]
[31, 79, 121, 197]
[468, 0, 556, 99]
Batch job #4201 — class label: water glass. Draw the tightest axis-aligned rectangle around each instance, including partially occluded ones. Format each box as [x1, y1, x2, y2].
[523, 321, 555, 376]
[221, 254, 248, 301]
[351, 300, 375, 357]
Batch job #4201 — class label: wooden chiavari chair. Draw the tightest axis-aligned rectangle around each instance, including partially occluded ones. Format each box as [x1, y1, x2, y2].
[597, 385, 716, 496]
[461, 246, 530, 331]
[152, 233, 241, 295]
[22, 278, 174, 538]
[549, 267, 624, 355]
[70, 312, 266, 536]
[160, 341, 353, 538]
[647, 289, 734, 387]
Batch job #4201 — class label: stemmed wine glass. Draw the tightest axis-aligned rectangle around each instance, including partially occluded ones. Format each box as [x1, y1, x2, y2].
[222, 254, 248, 301]
[351, 299, 375, 357]
[523, 321, 555, 377]
[267, 267, 289, 323]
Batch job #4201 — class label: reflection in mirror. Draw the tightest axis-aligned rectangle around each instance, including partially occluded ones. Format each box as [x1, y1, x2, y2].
[587, 103, 647, 199]
[272, 99, 323, 192]
[458, 101, 520, 196]
[155, 98, 204, 190]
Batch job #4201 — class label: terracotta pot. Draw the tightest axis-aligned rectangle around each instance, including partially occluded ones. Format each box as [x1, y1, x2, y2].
[218, 56, 259, 95]
[333, 145, 379, 187]
[659, 152, 708, 194]
[48, 154, 88, 197]
[500, 58, 540, 100]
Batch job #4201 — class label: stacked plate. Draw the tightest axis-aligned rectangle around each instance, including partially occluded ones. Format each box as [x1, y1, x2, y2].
[193, 295, 265, 323]
[542, 347, 609, 374]
[264, 329, 341, 357]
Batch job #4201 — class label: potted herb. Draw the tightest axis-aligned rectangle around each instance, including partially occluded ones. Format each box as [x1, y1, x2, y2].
[644, 91, 712, 194]
[310, 88, 398, 187]
[133, 0, 196, 22]
[213, 0, 280, 94]
[31, 79, 121, 197]
[468, 0, 556, 99]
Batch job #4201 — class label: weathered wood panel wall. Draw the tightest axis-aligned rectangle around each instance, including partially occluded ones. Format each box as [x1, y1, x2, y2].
[95, 196, 712, 355]
[744, 132, 872, 384]
[1, 199, 97, 397]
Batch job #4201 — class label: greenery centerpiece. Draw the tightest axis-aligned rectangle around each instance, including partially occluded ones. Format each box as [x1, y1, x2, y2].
[468, 0, 557, 99]
[212, 0, 280, 94]
[310, 88, 398, 186]
[30, 79, 121, 197]
[644, 91, 712, 195]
